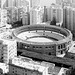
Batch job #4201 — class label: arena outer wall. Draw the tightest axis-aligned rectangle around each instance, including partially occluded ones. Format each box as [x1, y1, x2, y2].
[12, 24, 73, 56]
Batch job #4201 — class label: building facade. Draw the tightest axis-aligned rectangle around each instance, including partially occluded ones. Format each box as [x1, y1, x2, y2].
[63, 6, 75, 33]
[0, 32, 17, 64]
[9, 56, 56, 75]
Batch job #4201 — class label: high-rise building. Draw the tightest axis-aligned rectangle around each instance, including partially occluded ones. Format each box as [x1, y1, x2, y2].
[30, 0, 40, 8]
[1, 9, 7, 27]
[0, 9, 1, 23]
[72, 0, 75, 3]
[43, 6, 47, 22]
[22, 13, 29, 25]
[30, 7, 43, 25]
[30, 9, 37, 25]
[47, 4, 63, 23]
[18, 7, 27, 21]
[0, 0, 1, 8]
[11, 7, 18, 23]
[6, 7, 18, 24]
[63, 6, 75, 32]
[0, 32, 17, 64]
[46, 7, 51, 21]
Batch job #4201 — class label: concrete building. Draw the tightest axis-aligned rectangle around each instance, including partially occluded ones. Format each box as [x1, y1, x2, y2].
[0, 40, 17, 64]
[1, 9, 7, 27]
[9, 56, 69, 75]
[51, 4, 63, 23]
[18, 7, 27, 21]
[0, 9, 1, 23]
[63, 6, 75, 33]
[6, 7, 18, 24]
[43, 6, 47, 22]
[9, 56, 64, 75]
[46, 4, 63, 23]
[30, 7, 43, 25]
[22, 12, 30, 25]
[30, 0, 40, 8]
[56, 0, 63, 5]
[0, 31, 17, 64]
[4, 0, 14, 7]
[68, 41, 75, 53]
[0, 63, 8, 74]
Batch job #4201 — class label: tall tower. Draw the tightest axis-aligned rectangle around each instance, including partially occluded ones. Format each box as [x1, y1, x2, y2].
[49, 4, 63, 23]
[30, 8, 38, 25]
[22, 13, 29, 25]
[0, 30, 17, 64]
[43, 6, 47, 22]
[63, 6, 75, 32]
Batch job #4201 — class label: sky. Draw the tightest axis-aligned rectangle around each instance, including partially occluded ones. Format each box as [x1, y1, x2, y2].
[40, 0, 56, 7]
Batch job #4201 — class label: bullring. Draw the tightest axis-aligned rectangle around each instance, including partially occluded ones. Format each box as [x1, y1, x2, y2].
[12, 24, 73, 56]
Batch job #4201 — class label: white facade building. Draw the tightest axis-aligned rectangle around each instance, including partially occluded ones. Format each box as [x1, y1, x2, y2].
[47, 4, 63, 23]
[68, 41, 75, 53]
[30, 7, 43, 25]
[1, 9, 7, 27]
[0, 31, 17, 64]
[9, 56, 57, 75]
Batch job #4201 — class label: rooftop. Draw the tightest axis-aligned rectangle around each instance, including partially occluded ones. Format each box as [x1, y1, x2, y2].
[10, 56, 55, 73]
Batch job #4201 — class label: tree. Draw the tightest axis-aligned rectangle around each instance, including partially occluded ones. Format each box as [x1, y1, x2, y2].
[50, 17, 56, 25]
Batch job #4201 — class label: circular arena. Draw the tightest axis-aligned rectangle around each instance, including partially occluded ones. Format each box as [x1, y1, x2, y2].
[12, 24, 73, 56]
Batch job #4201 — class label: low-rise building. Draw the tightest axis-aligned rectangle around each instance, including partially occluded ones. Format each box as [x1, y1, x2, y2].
[9, 56, 62, 75]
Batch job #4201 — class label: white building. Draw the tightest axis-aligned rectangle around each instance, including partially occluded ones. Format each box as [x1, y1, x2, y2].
[22, 13, 29, 25]
[9, 56, 59, 75]
[63, 6, 75, 32]
[58, 67, 69, 75]
[47, 4, 63, 23]
[9, 56, 69, 75]
[30, 0, 40, 8]
[0, 63, 9, 74]
[0, 31, 17, 64]
[68, 41, 75, 53]
[30, 7, 43, 25]
[1, 9, 7, 27]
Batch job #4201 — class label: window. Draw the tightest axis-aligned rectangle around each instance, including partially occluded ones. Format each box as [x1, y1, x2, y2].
[33, 46, 35, 48]
[61, 51, 63, 54]
[52, 46, 54, 48]
[74, 45, 75, 47]
[25, 46, 27, 49]
[58, 45, 60, 49]
[25, 73, 27, 75]
[49, 52, 51, 55]
[39, 47, 42, 48]
[25, 69, 27, 72]
[45, 47, 48, 48]
[22, 73, 24, 75]
[49, 46, 51, 48]
[27, 46, 29, 48]
[61, 45, 63, 49]
[12, 71, 14, 73]
[71, 57, 74, 59]
[43, 33, 45, 35]
[36, 47, 38, 48]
